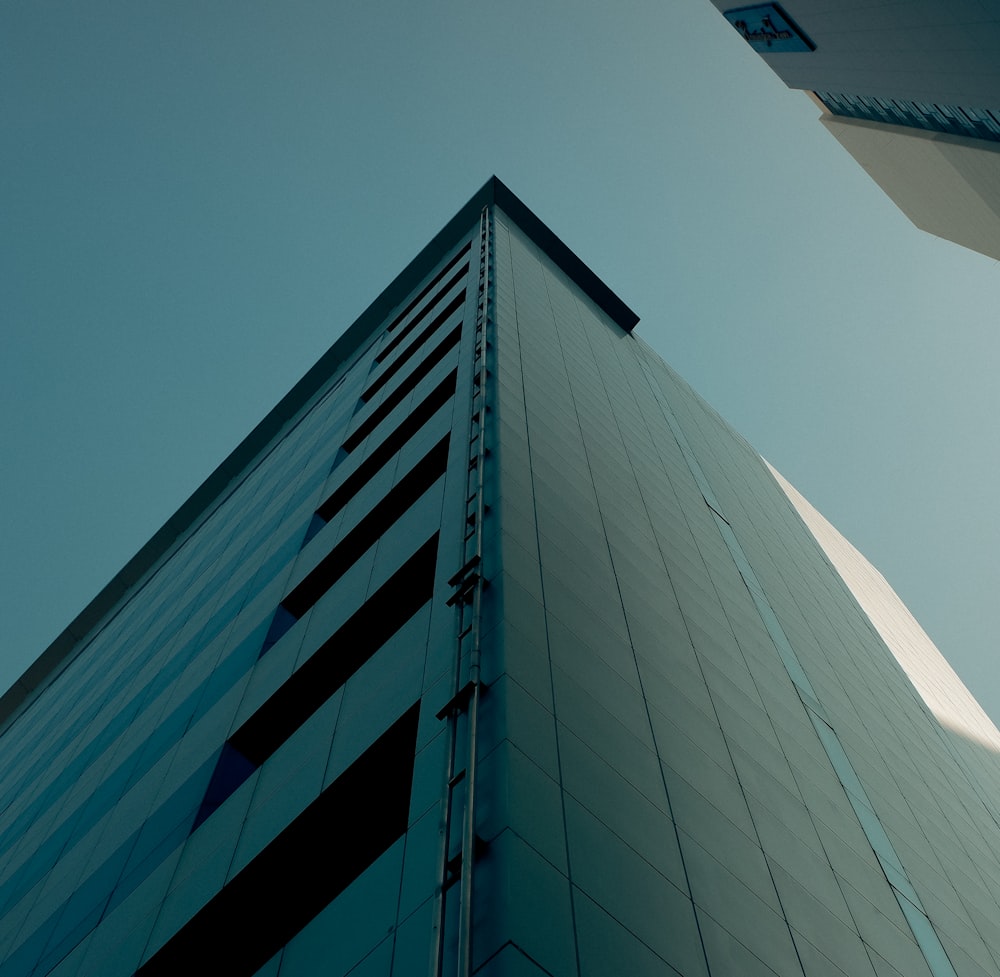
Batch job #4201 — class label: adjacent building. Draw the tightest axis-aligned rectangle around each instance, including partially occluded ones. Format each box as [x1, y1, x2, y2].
[3, 178, 1000, 977]
[714, 2, 1000, 259]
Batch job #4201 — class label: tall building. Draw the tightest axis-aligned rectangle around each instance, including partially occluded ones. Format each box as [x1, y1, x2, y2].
[3, 177, 1000, 977]
[712, 2, 1000, 260]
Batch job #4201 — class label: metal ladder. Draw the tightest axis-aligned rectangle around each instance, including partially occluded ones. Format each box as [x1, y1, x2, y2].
[432, 206, 492, 977]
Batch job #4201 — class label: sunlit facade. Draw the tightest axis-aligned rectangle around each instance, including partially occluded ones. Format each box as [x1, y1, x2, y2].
[3, 178, 1000, 977]
[713, 1, 1000, 259]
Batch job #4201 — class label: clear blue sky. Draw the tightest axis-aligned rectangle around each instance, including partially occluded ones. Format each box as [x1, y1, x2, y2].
[3, 1, 999, 724]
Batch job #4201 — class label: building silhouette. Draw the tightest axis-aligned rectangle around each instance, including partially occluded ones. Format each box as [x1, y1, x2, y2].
[3, 177, 1000, 977]
[713, 2, 1000, 260]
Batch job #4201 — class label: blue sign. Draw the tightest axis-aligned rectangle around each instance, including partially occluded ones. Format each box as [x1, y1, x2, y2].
[723, 4, 815, 52]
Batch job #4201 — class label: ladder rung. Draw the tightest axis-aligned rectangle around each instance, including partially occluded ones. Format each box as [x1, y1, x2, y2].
[447, 554, 481, 587]
[444, 853, 463, 887]
[446, 581, 477, 606]
[435, 680, 477, 719]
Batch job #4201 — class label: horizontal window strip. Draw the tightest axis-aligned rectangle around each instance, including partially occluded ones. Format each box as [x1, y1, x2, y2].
[235, 533, 437, 768]
[317, 374, 455, 526]
[376, 280, 466, 367]
[385, 241, 471, 334]
[136, 703, 420, 977]
[284, 437, 449, 620]
[373, 280, 468, 368]
[363, 316, 463, 405]
[342, 351, 459, 456]
[194, 533, 436, 828]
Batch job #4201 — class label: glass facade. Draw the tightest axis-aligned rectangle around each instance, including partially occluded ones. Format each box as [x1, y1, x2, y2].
[2, 178, 1000, 977]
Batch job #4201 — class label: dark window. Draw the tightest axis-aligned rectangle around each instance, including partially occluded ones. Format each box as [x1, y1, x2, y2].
[282, 438, 448, 621]
[362, 319, 463, 406]
[234, 533, 437, 769]
[196, 534, 435, 826]
[320, 368, 457, 520]
[385, 241, 471, 334]
[376, 279, 466, 367]
[136, 703, 420, 977]
[342, 354, 459, 456]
